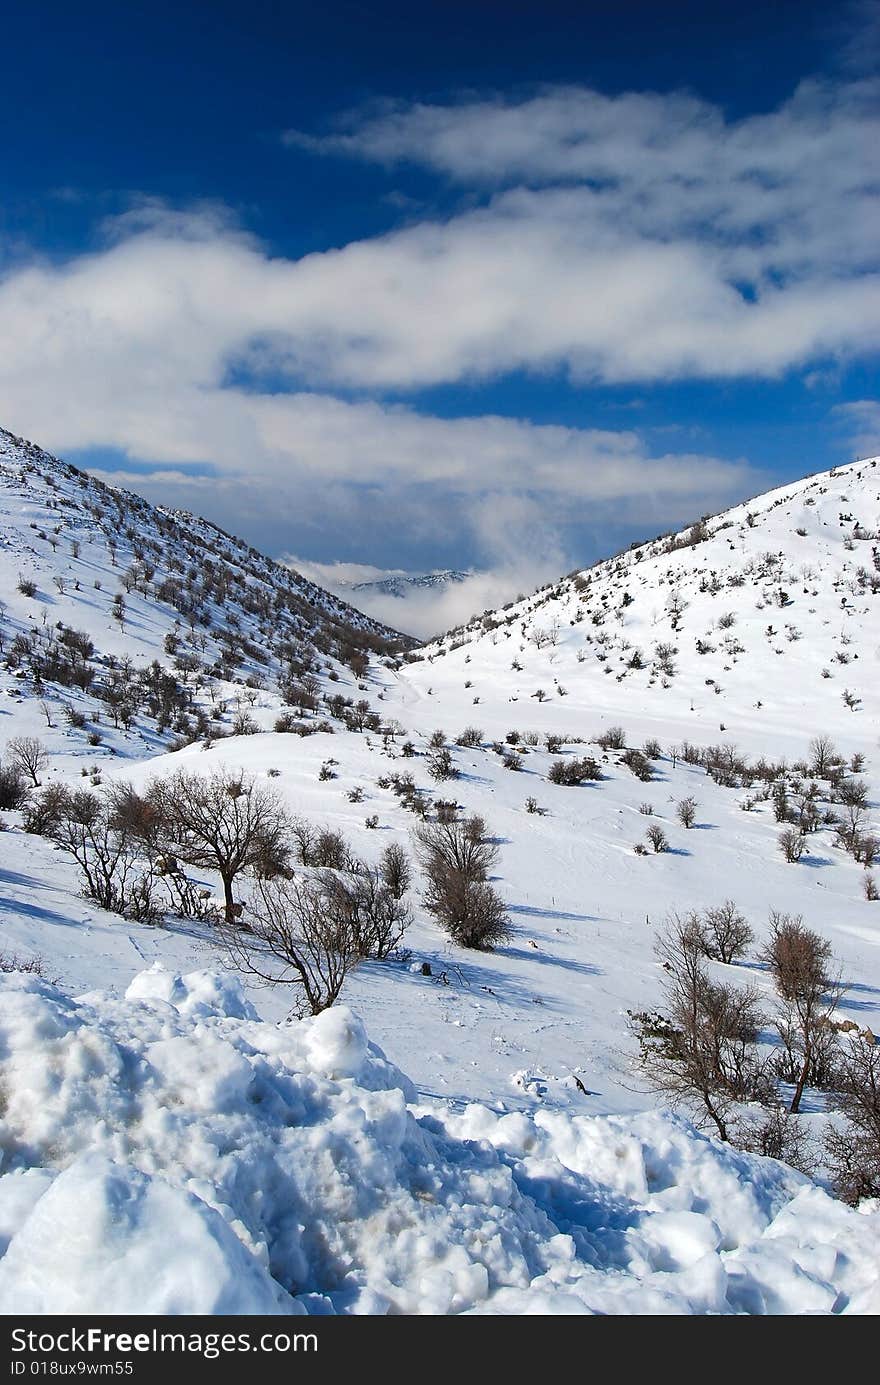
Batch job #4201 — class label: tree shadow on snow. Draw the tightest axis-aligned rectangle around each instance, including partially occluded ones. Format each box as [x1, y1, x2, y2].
[0, 867, 56, 892]
[508, 903, 596, 923]
[503, 946, 601, 977]
[0, 895, 80, 928]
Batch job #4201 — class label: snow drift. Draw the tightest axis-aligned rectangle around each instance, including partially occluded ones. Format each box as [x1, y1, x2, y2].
[0, 967, 877, 1315]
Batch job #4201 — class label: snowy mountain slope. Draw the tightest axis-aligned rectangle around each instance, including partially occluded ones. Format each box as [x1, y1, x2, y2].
[2, 431, 880, 1314]
[350, 569, 471, 598]
[405, 456, 880, 762]
[0, 426, 411, 772]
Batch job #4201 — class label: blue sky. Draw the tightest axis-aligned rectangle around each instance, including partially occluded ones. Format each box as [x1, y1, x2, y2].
[1, 0, 877, 633]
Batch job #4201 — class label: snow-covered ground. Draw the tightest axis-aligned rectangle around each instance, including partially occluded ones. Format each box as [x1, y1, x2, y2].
[1, 968, 877, 1315]
[1, 428, 879, 1314]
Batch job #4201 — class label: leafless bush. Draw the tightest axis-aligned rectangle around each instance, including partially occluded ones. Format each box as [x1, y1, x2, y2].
[837, 777, 868, 808]
[414, 815, 509, 949]
[734, 1105, 813, 1172]
[701, 901, 753, 964]
[428, 745, 459, 781]
[596, 726, 626, 750]
[622, 749, 653, 781]
[310, 828, 352, 870]
[147, 769, 290, 924]
[0, 952, 52, 978]
[22, 784, 70, 834]
[455, 727, 483, 748]
[824, 1035, 880, 1204]
[221, 875, 365, 1015]
[547, 756, 601, 785]
[6, 735, 48, 787]
[379, 842, 411, 900]
[676, 797, 698, 829]
[0, 763, 29, 811]
[317, 868, 411, 960]
[49, 787, 164, 922]
[423, 873, 511, 949]
[646, 824, 668, 853]
[629, 916, 768, 1141]
[763, 913, 843, 1113]
[778, 828, 806, 862]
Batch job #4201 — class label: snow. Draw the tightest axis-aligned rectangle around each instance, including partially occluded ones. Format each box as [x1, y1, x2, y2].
[0, 967, 877, 1316]
[2, 427, 880, 1314]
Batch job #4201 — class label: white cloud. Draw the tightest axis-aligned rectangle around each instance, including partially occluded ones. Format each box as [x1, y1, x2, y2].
[0, 67, 873, 595]
[279, 75, 880, 386]
[284, 557, 411, 589]
[834, 399, 880, 456]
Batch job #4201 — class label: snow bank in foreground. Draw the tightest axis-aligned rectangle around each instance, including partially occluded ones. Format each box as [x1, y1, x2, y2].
[0, 967, 876, 1315]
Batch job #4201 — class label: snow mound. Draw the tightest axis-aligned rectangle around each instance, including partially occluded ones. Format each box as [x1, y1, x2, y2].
[0, 968, 877, 1316]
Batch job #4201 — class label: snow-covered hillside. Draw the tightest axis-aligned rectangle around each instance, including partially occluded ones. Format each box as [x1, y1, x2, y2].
[408, 456, 880, 762]
[0, 424, 410, 766]
[350, 569, 471, 599]
[2, 429, 879, 1315]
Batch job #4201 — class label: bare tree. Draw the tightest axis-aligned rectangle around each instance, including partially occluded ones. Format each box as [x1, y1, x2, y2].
[414, 815, 509, 949]
[148, 769, 289, 924]
[413, 814, 499, 883]
[646, 824, 668, 853]
[763, 913, 843, 1114]
[319, 867, 411, 959]
[809, 735, 838, 777]
[423, 872, 511, 949]
[824, 1035, 880, 1204]
[379, 841, 411, 900]
[629, 916, 767, 1141]
[778, 828, 806, 863]
[220, 874, 364, 1015]
[6, 735, 49, 787]
[50, 787, 162, 922]
[676, 796, 698, 829]
[701, 901, 753, 965]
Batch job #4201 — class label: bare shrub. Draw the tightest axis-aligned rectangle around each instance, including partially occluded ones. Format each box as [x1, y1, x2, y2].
[23, 784, 70, 834]
[734, 1106, 813, 1172]
[379, 842, 411, 900]
[455, 727, 483, 748]
[311, 828, 351, 870]
[428, 745, 459, 781]
[778, 828, 806, 862]
[763, 913, 843, 1113]
[414, 815, 509, 949]
[824, 1035, 880, 1204]
[0, 952, 53, 978]
[424, 873, 511, 949]
[676, 796, 698, 829]
[629, 916, 767, 1141]
[622, 749, 653, 781]
[222, 875, 365, 1015]
[6, 736, 48, 787]
[147, 769, 289, 924]
[701, 901, 753, 964]
[50, 787, 163, 922]
[318, 868, 412, 960]
[547, 756, 601, 786]
[596, 726, 626, 750]
[646, 824, 668, 853]
[0, 763, 29, 811]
